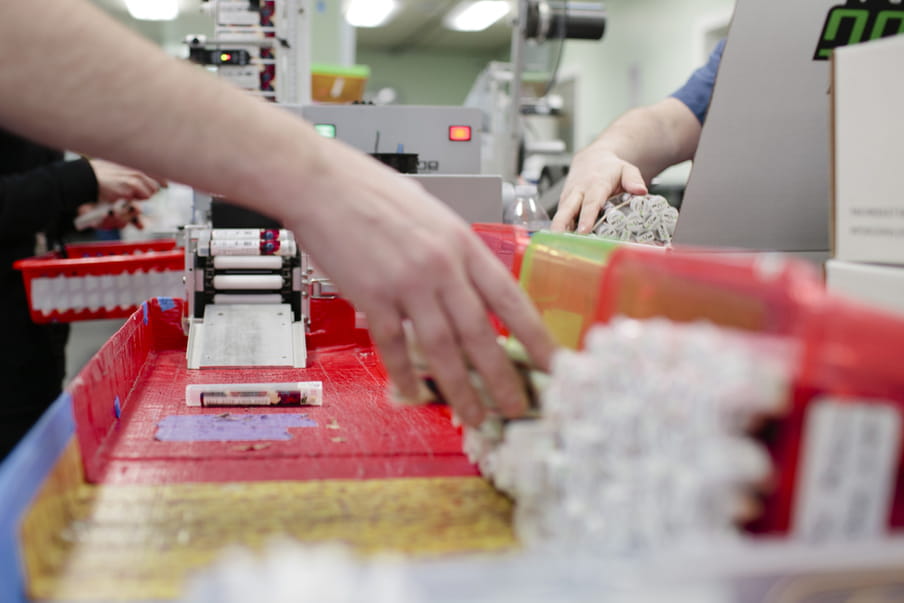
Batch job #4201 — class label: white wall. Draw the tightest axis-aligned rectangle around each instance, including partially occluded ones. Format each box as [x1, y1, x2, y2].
[561, 0, 736, 149]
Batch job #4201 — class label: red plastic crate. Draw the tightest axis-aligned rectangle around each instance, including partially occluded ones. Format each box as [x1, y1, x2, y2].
[472, 223, 531, 278]
[63, 238, 178, 257]
[587, 245, 904, 539]
[472, 223, 532, 337]
[13, 239, 184, 323]
[751, 293, 904, 537]
[519, 232, 623, 349]
[594, 246, 824, 336]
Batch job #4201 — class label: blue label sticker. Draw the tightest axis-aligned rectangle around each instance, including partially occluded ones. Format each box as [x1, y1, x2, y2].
[158, 297, 176, 312]
[155, 414, 316, 442]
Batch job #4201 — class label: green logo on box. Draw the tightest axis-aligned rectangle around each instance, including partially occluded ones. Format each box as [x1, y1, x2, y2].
[814, 0, 904, 60]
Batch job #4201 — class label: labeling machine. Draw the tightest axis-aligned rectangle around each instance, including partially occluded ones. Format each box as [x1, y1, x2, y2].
[183, 227, 309, 369]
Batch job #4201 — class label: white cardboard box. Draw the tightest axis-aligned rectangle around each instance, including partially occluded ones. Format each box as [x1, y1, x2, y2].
[826, 259, 904, 317]
[832, 35, 904, 265]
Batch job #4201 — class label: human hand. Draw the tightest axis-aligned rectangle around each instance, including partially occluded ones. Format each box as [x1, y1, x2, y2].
[551, 148, 648, 234]
[89, 158, 164, 203]
[75, 199, 143, 230]
[286, 140, 557, 427]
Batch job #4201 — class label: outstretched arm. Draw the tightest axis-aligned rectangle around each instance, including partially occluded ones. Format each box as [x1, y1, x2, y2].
[552, 97, 701, 234]
[0, 0, 556, 426]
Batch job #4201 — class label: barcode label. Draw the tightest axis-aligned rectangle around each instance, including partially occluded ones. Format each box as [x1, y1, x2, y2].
[792, 398, 901, 542]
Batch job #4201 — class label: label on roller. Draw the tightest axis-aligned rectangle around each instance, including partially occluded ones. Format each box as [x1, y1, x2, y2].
[210, 239, 261, 255]
[210, 238, 297, 256]
[211, 229, 290, 240]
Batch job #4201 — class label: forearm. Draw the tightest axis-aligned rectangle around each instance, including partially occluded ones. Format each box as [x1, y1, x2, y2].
[582, 98, 701, 183]
[0, 0, 326, 227]
[0, 1, 558, 424]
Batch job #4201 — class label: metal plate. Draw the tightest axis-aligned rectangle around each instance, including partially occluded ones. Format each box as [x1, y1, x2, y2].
[186, 303, 306, 368]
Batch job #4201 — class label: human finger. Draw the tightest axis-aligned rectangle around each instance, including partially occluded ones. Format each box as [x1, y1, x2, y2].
[367, 306, 420, 403]
[124, 174, 156, 200]
[99, 202, 133, 229]
[404, 293, 487, 427]
[620, 163, 648, 196]
[133, 171, 162, 197]
[575, 184, 611, 234]
[551, 187, 583, 232]
[437, 275, 529, 420]
[466, 242, 557, 372]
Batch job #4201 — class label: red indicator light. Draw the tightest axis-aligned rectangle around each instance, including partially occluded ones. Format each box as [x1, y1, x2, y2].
[220, 52, 232, 62]
[449, 125, 472, 142]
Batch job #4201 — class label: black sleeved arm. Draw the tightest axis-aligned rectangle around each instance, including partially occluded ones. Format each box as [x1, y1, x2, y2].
[0, 157, 99, 242]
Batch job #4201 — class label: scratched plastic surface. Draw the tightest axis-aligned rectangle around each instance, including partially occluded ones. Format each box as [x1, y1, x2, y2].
[13, 298, 508, 601]
[71, 298, 475, 486]
[19, 442, 515, 601]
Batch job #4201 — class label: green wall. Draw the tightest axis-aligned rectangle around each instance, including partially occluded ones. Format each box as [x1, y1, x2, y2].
[93, 0, 737, 138]
[356, 47, 505, 106]
[310, 0, 352, 66]
[354, 0, 736, 136]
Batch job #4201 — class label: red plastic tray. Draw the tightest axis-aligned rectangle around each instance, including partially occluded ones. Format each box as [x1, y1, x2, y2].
[71, 297, 476, 485]
[14, 239, 183, 323]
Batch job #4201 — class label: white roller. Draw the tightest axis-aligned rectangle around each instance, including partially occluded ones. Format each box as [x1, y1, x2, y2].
[213, 294, 283, 304]
[212, 255, 283, 270]
[212, 274, 284, 290]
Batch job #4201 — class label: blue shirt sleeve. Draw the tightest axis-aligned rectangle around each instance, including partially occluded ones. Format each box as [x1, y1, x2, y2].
[670, 39, 726, 124]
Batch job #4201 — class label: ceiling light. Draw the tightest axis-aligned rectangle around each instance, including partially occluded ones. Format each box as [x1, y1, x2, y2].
[444, 1, 511, 32]
[345, 0, 398, 28]
[124, 0, 179, 21]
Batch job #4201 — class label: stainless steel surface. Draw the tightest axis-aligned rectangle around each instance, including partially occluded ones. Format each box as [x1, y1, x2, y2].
[186, 304, 306, 368]
[408, 174, 503, 223]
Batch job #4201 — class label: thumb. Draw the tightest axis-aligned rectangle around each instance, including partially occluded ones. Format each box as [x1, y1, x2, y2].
[621, 164, 648, 196]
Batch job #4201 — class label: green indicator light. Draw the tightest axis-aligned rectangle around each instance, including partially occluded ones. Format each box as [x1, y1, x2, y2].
[314, 123, 337, 138]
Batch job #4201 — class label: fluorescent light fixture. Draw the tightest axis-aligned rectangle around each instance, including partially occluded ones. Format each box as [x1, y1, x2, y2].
[345, 0, 398, 28]
[444, 1, 510, 32]
[124, 0, 179, 21]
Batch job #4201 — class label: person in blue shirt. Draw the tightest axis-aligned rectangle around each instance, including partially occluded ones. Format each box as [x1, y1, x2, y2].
[552, 40, 726, 233]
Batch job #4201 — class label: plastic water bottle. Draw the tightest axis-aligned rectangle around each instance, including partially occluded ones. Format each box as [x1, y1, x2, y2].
[504, 184, 550, 232]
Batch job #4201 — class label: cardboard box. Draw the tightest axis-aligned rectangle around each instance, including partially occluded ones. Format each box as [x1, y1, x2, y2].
[832, 35, 904, 265]
[826, 259, 904, 317]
